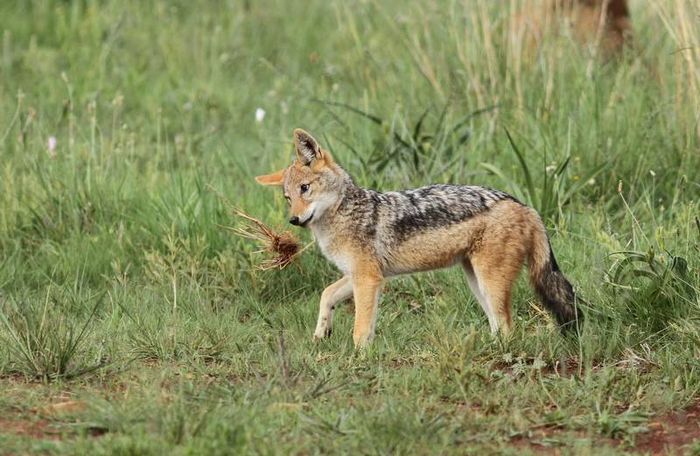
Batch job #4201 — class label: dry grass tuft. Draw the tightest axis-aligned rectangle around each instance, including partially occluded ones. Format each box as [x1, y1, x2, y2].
[230, 209, 305, 270]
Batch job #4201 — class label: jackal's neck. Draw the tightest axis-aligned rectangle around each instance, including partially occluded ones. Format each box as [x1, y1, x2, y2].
[314, 170, 365, 225]
[315, 163, 375, 223]
[336, 174, 368, 207]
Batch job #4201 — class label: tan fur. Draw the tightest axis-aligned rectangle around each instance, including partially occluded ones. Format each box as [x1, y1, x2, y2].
[466, 202, 538, 333]
[387, 200, 542, 334]
[255, 169, 285, 186]
[351, 257, 384, 347]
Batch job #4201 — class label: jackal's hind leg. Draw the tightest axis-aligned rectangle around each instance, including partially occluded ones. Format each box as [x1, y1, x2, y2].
[468, 252, 524, 335]
[462, 260, 498, 333]
[314, 276, 353, 340]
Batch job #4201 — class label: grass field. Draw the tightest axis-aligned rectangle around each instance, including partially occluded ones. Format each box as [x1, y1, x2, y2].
[1, 0, 699, 454]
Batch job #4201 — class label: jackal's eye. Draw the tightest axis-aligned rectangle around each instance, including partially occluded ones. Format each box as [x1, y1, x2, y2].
[300, 184, 310, 194]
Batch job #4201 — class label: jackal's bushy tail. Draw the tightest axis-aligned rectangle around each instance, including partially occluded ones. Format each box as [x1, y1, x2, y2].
[528, 227, 583, 332]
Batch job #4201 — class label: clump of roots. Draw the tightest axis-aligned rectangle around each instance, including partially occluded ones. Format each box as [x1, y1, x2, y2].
[231, 209, 304, 270]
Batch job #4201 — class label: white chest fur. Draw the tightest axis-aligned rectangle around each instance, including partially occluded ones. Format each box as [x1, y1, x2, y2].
[311, 227, 353, 275]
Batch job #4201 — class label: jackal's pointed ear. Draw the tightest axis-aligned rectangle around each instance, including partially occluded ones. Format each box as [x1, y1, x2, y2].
[293, 128, 324, 166]
[255, 169, 285, 186]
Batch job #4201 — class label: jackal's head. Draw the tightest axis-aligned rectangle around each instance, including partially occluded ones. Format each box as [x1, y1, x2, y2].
[255, 129, 347, 228]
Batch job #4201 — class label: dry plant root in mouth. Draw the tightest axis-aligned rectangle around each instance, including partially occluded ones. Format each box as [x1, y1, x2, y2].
[230, 209, 304, 270]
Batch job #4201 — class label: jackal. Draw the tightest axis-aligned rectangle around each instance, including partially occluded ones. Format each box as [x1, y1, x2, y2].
[256, 129, 583, 348]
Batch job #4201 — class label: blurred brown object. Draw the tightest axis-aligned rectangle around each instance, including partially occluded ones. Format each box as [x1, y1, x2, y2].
[515, 0, 632, 57]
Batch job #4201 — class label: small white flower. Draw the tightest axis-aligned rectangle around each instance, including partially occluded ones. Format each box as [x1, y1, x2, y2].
[587, 178, 596, 186]
[649, 170, 656, 177]
[545, 164, 556, 173]
[255, 108, 266, 123]
[47, 136, 57, 158]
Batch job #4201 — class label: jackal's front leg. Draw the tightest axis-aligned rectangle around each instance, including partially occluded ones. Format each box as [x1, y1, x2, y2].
[352, 274, 384, 348]
[313, 276, 353, 340]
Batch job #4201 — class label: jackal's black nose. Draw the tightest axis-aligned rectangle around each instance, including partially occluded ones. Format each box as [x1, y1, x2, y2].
[289, 216, 300, 226]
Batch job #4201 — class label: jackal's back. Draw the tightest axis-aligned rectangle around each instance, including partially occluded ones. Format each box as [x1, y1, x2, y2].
[380, 185, 516, 242]
[338, 184, 517, 245]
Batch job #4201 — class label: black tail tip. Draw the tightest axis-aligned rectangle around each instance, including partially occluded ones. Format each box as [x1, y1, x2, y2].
[558, 307, 584, 334]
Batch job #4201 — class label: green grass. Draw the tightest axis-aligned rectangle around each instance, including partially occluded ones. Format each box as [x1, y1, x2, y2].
[1, 0, 699, 454]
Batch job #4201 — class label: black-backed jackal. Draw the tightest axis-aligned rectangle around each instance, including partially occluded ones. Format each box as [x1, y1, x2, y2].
[256, 129, 583, 348]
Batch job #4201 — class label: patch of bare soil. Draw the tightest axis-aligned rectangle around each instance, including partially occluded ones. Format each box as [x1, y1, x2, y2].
[0, 402, 107, 441]
[509, 401, 700, 455]
[0, 416, 61, 440]
[0, 381, 106, 441]
[0, 376, 61, 440]
[634, 401, 700, 455]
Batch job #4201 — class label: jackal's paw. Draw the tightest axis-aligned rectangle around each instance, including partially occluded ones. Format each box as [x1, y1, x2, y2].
[313, 326, 332, 340]
[352, 332, 374, 349]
